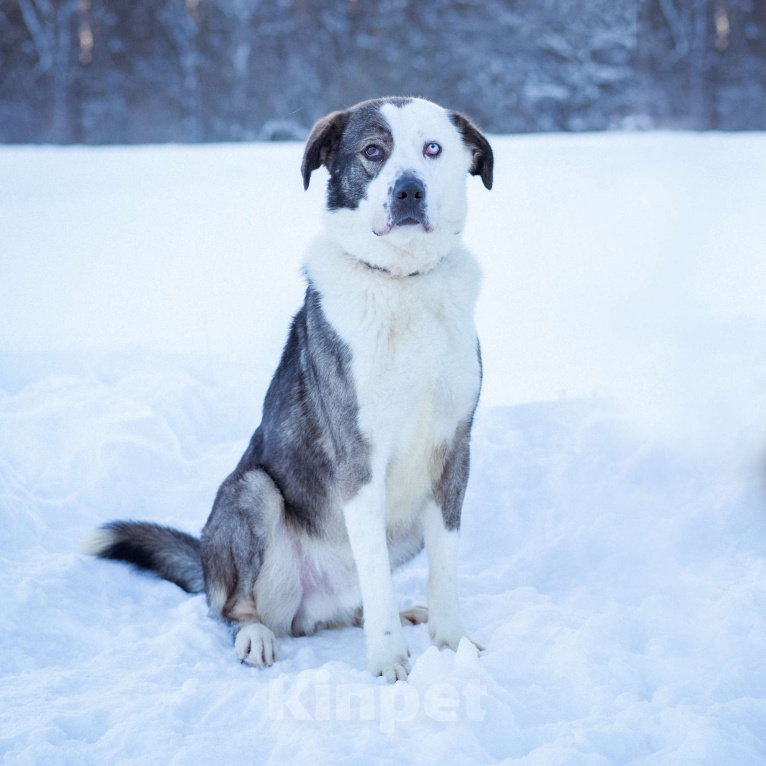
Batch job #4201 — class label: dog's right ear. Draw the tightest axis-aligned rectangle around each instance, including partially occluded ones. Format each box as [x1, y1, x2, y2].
[449, 111, 494, 190]
[301, 110, 349, 190]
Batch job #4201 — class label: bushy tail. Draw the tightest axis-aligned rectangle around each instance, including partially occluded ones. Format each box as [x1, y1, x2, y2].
[82, 521, 204, 594]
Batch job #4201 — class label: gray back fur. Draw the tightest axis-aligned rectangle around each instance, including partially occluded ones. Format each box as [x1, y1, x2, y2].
[223, 284, 370, 536]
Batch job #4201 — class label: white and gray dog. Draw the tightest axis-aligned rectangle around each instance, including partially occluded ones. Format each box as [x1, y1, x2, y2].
[85, 97, 493, 682]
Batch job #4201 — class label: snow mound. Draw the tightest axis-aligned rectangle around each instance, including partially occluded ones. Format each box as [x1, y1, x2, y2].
[2, 134, 766, 762]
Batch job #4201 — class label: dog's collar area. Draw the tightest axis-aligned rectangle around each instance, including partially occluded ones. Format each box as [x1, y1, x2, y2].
[355, 256, 422, 278]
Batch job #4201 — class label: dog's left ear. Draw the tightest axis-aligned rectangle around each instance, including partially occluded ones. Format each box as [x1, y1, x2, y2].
[449, 112, 494, 190]
[301, 110, 349, 190]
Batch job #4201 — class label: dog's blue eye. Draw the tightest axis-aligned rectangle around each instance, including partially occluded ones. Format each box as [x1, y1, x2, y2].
[364, 145, 383, 161]
[424, 142, 441, 158]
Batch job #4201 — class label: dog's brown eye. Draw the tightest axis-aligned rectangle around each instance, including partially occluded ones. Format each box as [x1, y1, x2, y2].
[424, 142, 441, 158]
[364, 145, 383, 161]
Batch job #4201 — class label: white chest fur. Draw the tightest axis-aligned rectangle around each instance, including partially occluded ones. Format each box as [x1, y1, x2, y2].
[304, 236, 482, 527]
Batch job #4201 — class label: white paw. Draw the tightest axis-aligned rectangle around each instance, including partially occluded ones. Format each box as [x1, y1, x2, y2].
[429, 618, 484, 653]
[235, 623, 278, 668]
[369, 653, 411, 683]
[367, 630, 411, 683]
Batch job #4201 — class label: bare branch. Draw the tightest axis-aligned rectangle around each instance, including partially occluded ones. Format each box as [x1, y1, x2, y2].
[658, 0, 690, 59]
[18, 0, 54, 71]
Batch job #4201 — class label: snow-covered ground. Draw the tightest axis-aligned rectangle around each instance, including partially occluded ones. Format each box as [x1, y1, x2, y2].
[1, 133, 766, 764]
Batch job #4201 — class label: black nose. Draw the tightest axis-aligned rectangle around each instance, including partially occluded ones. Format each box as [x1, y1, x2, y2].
[393, 174, 426, 205]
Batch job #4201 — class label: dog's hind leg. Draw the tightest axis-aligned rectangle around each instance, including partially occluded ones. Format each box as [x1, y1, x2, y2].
[201, 468, 300, 668]
[399, 606, 428, 626]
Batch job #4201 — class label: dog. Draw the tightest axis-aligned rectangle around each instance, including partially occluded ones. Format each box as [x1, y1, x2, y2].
[84, 97, 493, 683]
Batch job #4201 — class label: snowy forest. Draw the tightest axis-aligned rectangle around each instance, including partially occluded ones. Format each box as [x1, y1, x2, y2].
[1, 0, 764, 144]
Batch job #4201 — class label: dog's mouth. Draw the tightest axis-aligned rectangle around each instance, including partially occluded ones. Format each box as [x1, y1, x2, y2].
[374, 214, 433, 236]
[393, 209, 431, 230]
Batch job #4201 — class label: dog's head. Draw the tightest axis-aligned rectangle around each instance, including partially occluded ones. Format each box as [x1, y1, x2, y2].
[302, 97, 493, 276]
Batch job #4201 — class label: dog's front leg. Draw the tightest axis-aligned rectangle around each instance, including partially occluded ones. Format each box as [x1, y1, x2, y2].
[424, 501, 470, 650]
[344, 481, 410, 682]
[425, 423, 483, 652]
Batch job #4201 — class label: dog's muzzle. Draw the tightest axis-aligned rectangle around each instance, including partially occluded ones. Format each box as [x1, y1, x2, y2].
[390, 173, 429, 229]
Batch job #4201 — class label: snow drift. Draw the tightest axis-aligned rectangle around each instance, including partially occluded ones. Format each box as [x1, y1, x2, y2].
[1, 133, 766, 764]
